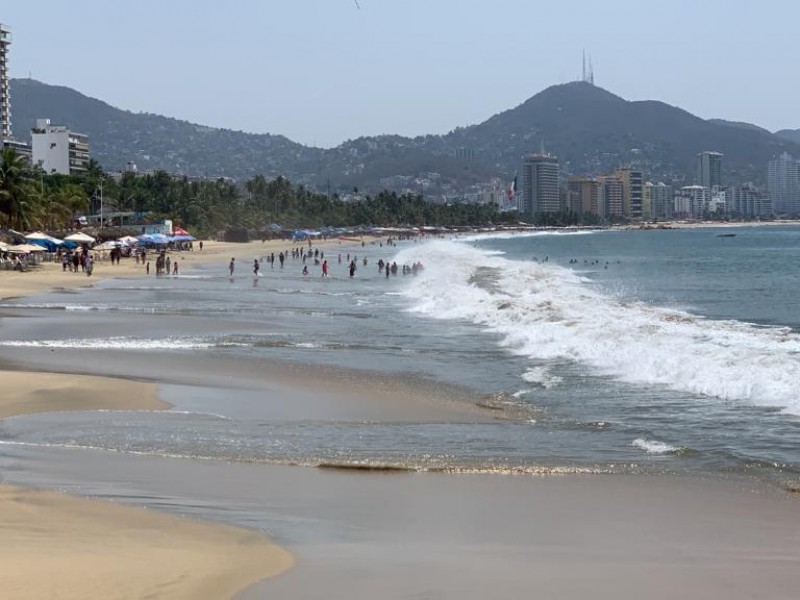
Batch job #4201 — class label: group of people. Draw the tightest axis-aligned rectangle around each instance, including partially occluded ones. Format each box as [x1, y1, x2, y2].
[59, 247, 94, 277]
[226, 239, 426, 282]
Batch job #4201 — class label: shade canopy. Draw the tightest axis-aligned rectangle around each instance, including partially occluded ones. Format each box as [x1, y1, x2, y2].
[95, 241, 122, 251]
[64, 232, 96, 243]
[8, 244, 46, 253]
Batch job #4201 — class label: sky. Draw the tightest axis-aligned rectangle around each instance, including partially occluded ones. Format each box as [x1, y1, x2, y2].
[3, 0, 798, 147]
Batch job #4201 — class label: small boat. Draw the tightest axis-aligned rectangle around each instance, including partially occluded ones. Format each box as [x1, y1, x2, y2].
[716, 233, 736, 238]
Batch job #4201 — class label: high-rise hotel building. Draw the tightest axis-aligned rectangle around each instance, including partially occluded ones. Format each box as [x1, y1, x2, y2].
[697, 151, 723, 190]
[1, 23, 11, 140]
[521, 153, 560, 217]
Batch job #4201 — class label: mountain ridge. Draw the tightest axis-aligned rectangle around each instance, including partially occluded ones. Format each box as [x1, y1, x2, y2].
[10, 78, 800, 191]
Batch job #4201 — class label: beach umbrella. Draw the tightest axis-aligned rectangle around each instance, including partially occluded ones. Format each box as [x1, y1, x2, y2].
[8, 244, 46, 253]
[118, 236, 139, 245]
[0, 241, 7, 251]
[64, 232, 96, 243]
[95, 241, 122, 251]
[24, 232, 51, 240]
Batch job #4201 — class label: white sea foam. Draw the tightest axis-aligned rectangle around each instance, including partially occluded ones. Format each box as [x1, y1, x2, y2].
[521, 367, 563, 389]
[456, 230, 599, 243]
[395, 240, 800, 416]
[632, 438, 680, 454]
[0, 337, 215, 350]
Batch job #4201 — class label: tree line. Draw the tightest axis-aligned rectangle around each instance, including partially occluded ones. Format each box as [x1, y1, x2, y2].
[1, 148, 607, 236]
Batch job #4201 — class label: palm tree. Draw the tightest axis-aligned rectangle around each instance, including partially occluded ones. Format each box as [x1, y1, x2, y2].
[0, 148, 43, 230]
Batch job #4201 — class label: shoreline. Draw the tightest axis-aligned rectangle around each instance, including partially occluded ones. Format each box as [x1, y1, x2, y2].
[0, 236, 375, 300]
[2, 232, 800, 598]
[0, 240, 310, 598]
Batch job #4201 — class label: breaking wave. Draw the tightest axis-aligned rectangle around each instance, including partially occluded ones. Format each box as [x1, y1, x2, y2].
[395, 240, 800, 416]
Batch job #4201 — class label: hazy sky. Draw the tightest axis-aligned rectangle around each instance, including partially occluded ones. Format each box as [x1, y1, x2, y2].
[3, 1, 798, 147]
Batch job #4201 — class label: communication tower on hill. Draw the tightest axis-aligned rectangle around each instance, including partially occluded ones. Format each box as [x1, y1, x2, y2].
[581, 50, 595, 85]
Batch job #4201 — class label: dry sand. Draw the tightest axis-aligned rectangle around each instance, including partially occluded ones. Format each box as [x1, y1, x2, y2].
[0, 484, 293, 600]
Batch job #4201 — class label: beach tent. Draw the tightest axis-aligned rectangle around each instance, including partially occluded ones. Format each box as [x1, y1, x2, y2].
[64, 232, 96, 244]
[95, 241, 122, 251]
[137, 233, 169, 246]
[172, 225, 192, 236]
[169, 234, 195, 242]
[25, 232, 65, 252]
[24, 232, 58, 242]
[7, 244, 46, 253]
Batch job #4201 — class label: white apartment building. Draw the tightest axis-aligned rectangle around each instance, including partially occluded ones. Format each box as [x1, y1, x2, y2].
[31, 118, 90, 175]
[674, 185, 708, 219]
[0, 23, 11, 140]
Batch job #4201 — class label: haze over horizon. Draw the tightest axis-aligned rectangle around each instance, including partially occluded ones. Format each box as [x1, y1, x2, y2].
[4, 0, 798, 148]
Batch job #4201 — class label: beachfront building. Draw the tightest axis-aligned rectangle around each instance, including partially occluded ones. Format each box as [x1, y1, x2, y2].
[597, 175, 623, 219]
[767, 152, 800, 215]
[521, 153, 560, 217]
[0, 23, 10, 140]
[674, 185, 709, 219]
[566, 176, 601, 216]
[697, 151, 723, 190]
[614, 166, 644, 219]
[727, 183, 772, 218]
[645, 181, 673, 220]
[31, 118, 90, 175]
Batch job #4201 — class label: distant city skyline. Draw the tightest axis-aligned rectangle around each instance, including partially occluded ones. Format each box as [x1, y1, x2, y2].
[3, 1, 798, 148]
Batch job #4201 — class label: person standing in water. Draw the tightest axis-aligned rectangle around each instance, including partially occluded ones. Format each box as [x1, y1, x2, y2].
[253, 259, 260, 276]
[229, 257, 235, 277]
[349, 260, 357, 277]
[321, 260, 329, 278]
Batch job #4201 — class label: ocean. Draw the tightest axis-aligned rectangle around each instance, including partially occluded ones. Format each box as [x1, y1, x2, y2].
[1, 226, 799, 486]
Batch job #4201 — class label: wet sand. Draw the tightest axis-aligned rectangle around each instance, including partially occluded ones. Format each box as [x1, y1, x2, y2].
[0, 370, 166, 418]
[4, 445, 798, 600]
[0, 368, 294, 598]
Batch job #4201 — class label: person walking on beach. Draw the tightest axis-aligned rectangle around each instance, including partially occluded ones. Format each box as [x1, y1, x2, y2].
[229, 257, 235, 277]
[253, 259, 260, 276]
[85, 254, 94, 277]
[173, 261, 179, 275]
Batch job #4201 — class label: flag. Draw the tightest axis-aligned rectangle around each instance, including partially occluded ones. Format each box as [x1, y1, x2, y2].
[506, 173, 518, 202]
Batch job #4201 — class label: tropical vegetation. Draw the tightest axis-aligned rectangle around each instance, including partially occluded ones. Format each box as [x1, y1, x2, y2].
[1, 149, 610, 238]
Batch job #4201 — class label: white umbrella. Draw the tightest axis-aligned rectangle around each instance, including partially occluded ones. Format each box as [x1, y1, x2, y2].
[95, 241, 122, 251]
[8, 244, 46, 253]
[118, 235, 139, 245]
[64, 232, 96, 243]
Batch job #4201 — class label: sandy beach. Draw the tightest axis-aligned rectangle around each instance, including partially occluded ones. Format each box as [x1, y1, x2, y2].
[0, 239, 305, 599]
[0, 483, 292, 600]
[1, 237, 361, 300]
[2, 231, 800, 599]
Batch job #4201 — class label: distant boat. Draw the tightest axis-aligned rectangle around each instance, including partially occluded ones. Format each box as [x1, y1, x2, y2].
[716, 233, 736, 237]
